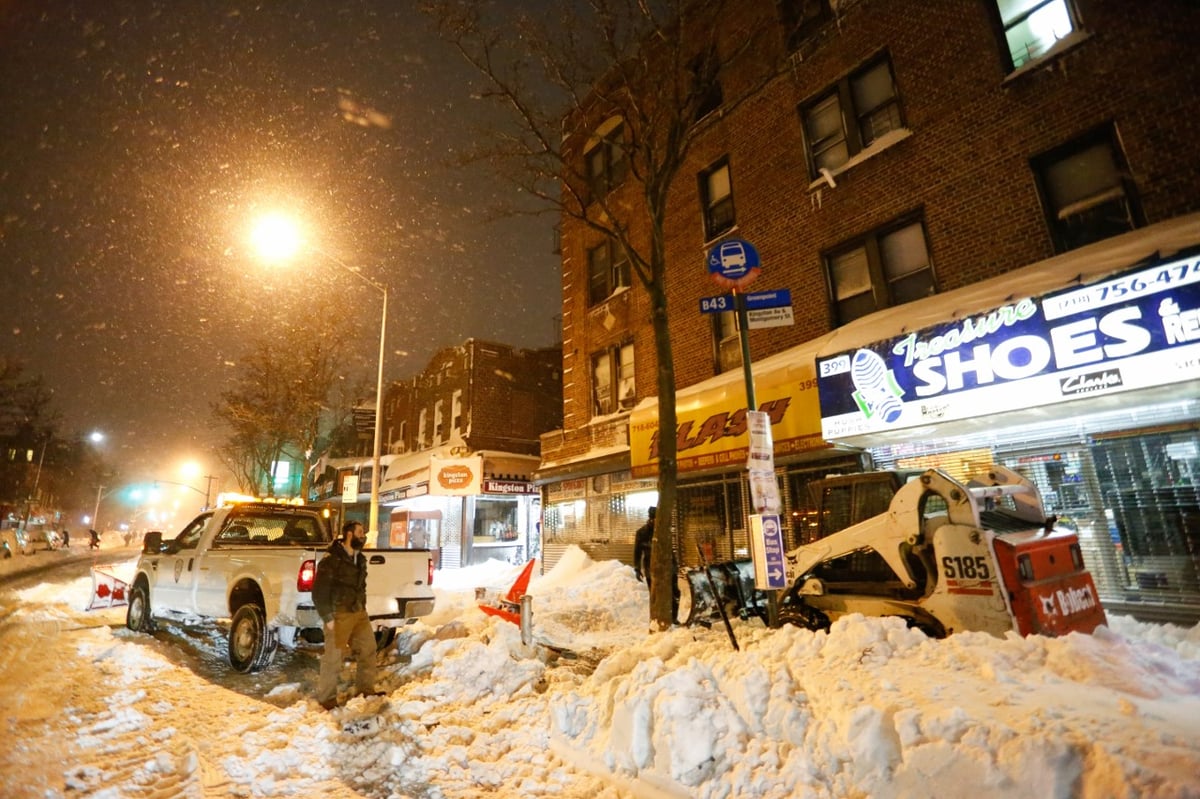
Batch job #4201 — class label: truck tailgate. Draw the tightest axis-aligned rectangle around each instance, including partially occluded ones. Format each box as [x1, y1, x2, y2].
[362, 548, 436, 624]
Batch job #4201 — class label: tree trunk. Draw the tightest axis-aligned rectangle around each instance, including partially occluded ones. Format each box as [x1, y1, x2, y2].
[648, 247, 678, 630]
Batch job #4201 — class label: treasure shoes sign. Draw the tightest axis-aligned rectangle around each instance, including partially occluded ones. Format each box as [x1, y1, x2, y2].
[816, 254, 1200, 441]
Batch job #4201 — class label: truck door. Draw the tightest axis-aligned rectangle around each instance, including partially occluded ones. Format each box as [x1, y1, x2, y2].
[154, 513, 213, 612]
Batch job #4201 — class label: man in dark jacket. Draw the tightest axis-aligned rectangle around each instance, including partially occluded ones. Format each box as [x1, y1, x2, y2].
[312, 520, 378, 710]
[633, 507, 655, 586]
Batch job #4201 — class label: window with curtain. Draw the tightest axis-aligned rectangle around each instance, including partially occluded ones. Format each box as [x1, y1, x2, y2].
[801, 54, 902, 178]
[826, 218, 935, 326]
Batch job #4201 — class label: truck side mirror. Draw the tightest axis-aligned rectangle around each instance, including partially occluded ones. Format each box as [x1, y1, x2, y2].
[143, 531, 164, 554]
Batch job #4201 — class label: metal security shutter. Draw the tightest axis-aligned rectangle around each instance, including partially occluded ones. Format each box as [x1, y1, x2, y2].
[1090, 427, 1200, 617]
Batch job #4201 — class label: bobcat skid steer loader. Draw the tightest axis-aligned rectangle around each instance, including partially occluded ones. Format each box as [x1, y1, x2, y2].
[684, 465, 1107, 639]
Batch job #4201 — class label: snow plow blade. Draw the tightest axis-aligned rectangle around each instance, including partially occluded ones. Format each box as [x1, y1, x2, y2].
[88, 568, 130, 611]
[683, 559, 768, 626]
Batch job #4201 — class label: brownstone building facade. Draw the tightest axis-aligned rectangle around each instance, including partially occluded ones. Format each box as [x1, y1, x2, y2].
[537, 0, 1200, 619]
[321, 339, 561, 569]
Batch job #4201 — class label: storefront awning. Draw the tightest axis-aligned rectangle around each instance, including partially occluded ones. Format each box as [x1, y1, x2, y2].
[814, 213, 1200, 447]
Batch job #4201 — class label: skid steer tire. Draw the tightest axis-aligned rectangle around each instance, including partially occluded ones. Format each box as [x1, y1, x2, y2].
[776, 603, 830, 632]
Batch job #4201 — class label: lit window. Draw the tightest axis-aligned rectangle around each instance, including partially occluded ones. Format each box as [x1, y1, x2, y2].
[417, 408, 427, 449]
[587, 239, 632, 306]
[996, 0, 1078, 69]
[591, 342, 635, 416]
[826, 219, 935, 325]
[801, 54, 902, 178]
[1032, 126, 1141, 253]
[700, 158, 735, 241]
[433, 400, 445, 445]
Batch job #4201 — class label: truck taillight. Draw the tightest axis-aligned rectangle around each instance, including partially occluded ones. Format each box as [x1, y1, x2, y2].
[298, 559, 316, 592]
[428, 557, 434, 586]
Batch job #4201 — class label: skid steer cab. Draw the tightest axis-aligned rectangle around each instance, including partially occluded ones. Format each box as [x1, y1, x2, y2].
[686, 465, 1107, 639]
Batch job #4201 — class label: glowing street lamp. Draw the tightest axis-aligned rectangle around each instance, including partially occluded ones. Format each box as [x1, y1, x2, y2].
[249, 212, 388, 541]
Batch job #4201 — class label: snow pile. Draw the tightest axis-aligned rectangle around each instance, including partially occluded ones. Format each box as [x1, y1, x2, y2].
[2, 546, 1199, 798]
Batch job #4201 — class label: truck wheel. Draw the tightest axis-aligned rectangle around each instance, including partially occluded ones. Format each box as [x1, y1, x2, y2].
[127, 582, 156, 633]
[375, 627, 396, 652]
[229, 604, 278, 673]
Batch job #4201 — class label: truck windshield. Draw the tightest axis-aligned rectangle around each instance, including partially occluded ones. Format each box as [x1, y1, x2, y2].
[216, 512, 325, 545]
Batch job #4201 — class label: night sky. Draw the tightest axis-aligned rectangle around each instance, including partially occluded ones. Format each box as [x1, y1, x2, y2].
[0, 1, 561, 480]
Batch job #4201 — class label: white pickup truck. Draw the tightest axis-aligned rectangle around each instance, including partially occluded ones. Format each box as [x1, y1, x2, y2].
[125, 501, 435, 672]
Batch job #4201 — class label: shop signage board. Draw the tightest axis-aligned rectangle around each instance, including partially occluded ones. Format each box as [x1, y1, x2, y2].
[482, 479, 539, 495]
[341, 475, 359, 503]
[629, 345, 828, 478]
[815, 254, 1200, 441]
[428, 455, 483, 496]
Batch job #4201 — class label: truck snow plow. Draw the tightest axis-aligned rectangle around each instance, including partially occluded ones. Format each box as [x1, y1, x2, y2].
[685, 465, 1107, 639]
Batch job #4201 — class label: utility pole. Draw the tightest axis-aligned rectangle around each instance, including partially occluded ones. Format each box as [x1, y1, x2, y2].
[203, 475, 217, 509]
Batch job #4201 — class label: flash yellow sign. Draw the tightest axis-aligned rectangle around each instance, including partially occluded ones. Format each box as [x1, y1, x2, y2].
[629, 356, 827, 477]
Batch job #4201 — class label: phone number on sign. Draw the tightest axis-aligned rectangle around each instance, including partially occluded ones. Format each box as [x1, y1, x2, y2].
[1042, 256, 1200, 321]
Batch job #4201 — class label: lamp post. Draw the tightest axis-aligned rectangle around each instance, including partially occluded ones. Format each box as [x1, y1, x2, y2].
[92, 484, 107, 530]
[250, 214, 387, 541]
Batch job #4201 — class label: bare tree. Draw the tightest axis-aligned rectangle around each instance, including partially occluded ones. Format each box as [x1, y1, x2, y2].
[426, 0, 785, 628]
[213, 318, 357, 499]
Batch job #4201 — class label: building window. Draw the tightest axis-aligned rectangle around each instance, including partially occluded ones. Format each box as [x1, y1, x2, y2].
[585, 120, 628, 203]
[1032, 126, 1141, 254]
[690, 47, 723, 121]
[433, 399, 445, 444]
[417, 408, 428, 449]
[699, 158, 735, 241]
[712, 310, 741, 374]
[397, 420, 407, 452]
[995, 0, 1078, 70]
[801, 54, 902, 178]
[451, 389, 463, 433]
[587, 239, 632, 306]
[778, 0, 832, 51]
[826, 218, 935, 326]
[591, 342, 635, 416]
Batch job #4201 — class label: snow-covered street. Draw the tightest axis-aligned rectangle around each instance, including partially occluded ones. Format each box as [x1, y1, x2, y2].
[2, 546, 1199, 798]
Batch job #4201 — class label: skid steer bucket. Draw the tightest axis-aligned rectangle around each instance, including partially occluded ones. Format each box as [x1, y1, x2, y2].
[88, 568, 130, 611]
[682, 558, 767, 626]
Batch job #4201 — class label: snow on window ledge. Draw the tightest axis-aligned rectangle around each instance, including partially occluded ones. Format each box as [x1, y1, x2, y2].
[806, 128, 913, 191]
[1003, 29, 1093, 84]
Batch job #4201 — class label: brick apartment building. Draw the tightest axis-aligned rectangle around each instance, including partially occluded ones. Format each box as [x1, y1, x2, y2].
[318, 339, 562, 569]
[536, 0, 1200, 619]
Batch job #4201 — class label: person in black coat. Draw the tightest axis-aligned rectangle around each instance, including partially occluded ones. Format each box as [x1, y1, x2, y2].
[312, 520, 379, 710]
[633, 507, 655, 586]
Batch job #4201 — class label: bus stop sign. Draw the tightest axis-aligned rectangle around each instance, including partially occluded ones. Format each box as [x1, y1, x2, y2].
[707, 239, 761, 291]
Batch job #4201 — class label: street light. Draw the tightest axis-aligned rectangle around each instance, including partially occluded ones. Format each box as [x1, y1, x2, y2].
[250, 212, 388, 541]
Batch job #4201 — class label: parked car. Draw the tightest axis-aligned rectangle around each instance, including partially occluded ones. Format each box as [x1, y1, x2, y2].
[27, 527, 61, 552]
[1, 528, 31, 558]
